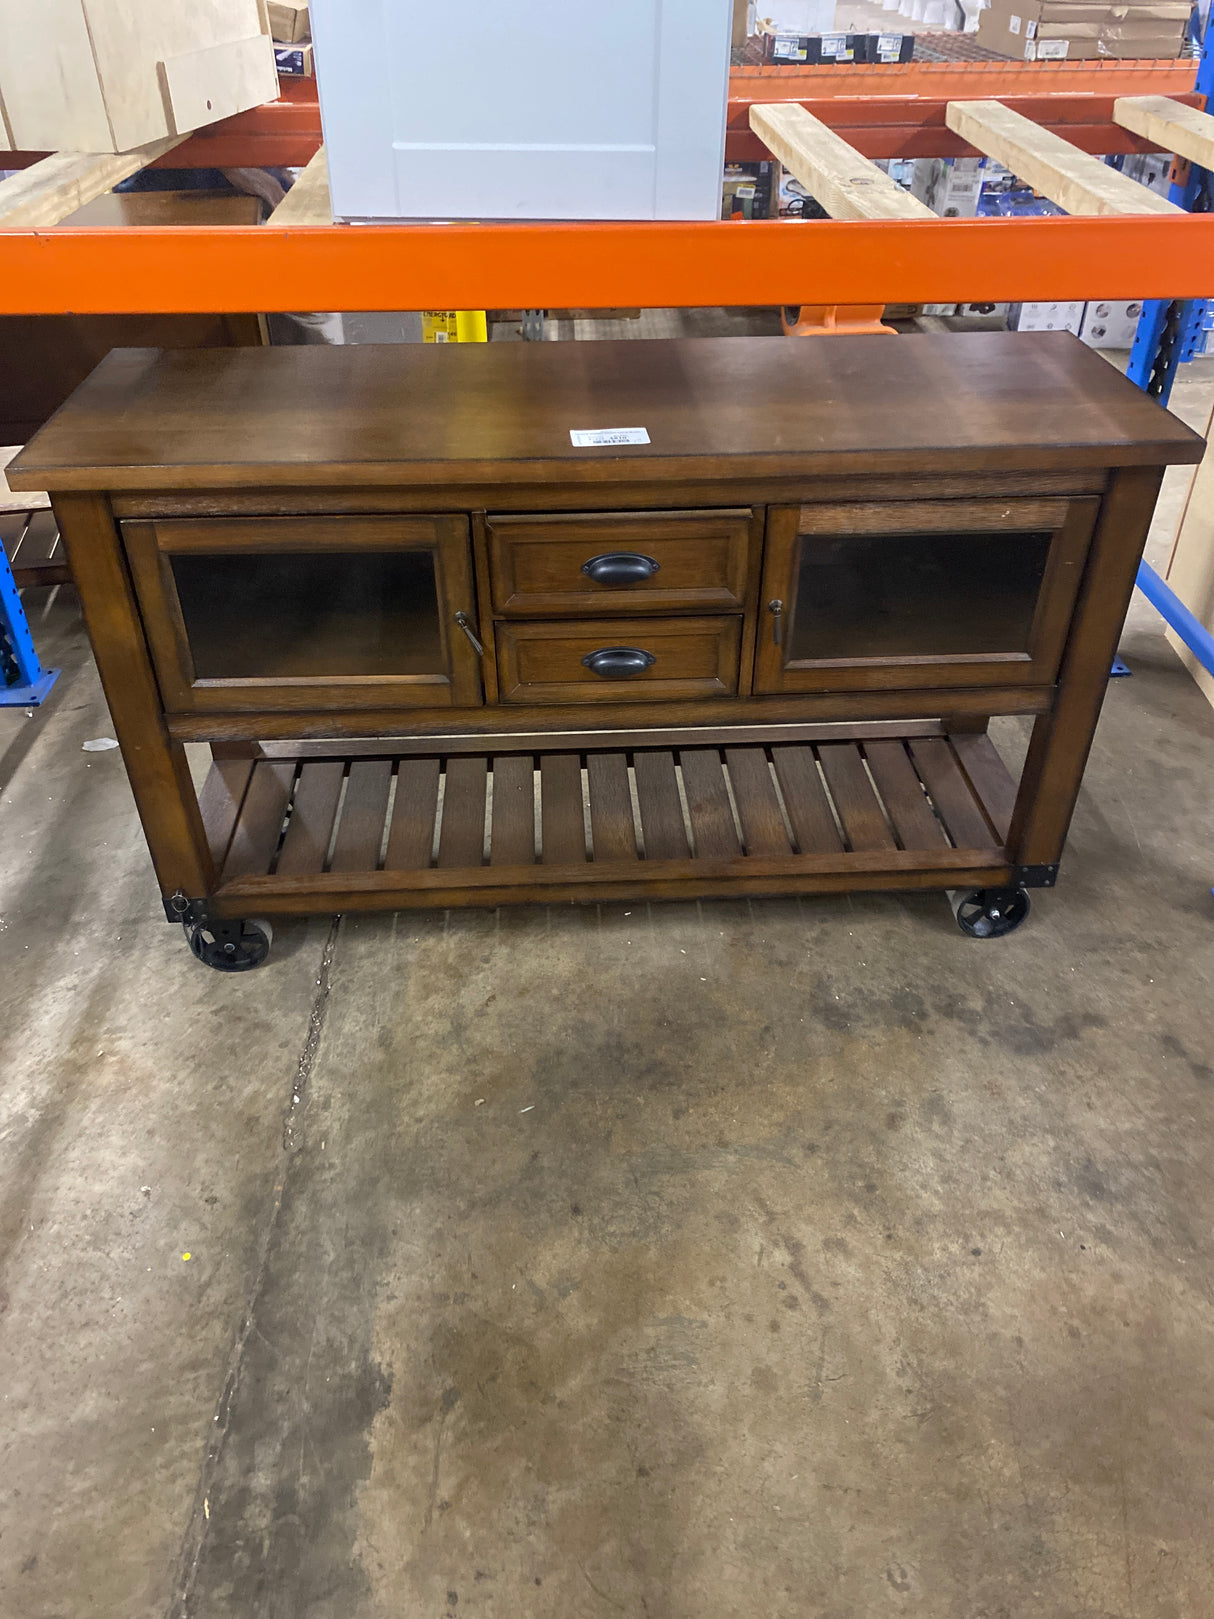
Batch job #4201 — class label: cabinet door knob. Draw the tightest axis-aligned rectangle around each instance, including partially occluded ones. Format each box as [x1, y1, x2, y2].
[581, 552, 661, 586]
[581, 646, 657, 679]
[454, 611, 484, 656]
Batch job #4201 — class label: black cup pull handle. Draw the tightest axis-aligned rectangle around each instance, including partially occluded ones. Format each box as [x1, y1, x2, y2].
[581, 646, 657, 680]
[581, 552, 661, 586]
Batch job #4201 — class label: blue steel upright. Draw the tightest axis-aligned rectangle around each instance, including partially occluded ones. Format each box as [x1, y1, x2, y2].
[0, 534, 60, 707]
[1126, 11, 1214, 403]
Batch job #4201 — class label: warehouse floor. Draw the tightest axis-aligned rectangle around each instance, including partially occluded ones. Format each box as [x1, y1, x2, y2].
[2, 340, 1213, 1619]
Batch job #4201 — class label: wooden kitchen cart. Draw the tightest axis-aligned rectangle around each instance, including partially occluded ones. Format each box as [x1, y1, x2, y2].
[8, 330, 1203, 967]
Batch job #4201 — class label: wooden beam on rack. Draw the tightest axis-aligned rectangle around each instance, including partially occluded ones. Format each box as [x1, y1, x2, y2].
[269, 143, 331, 225]
[0, 135, 186, 228]
[1113, 95, 1214, 171]
[749, 103, 936, 220]
[946, 100, 1184, 216]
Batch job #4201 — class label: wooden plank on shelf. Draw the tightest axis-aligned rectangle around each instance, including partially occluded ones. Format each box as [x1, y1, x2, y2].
[863, 740, 947, 851]
[948, 733, 1019, 843]
[633, 751, 690, 861]
[270, 143, 331, 225]
[749, 102, 936, 221]
[222, 760, 295, 881]
[437, 755, 488, 868]
[945, 100, 1183, 217]
[1113, 95, 1214, 173]
[540, 754, 587, 864]
[198, 758, 255, 873]
[0, 136, 186, 229]
[724, 746, 791, 855]
[908, 738, 998, 849]
[678, 748, 740, 859]
[385, 758, 441, 870]
[770, 744, 843, 855]
[276, 759, 343, 875]
[587, 752, 638, 861]
[330, 760, 392, 872]
[490, 755, 536, 866]
[817, 743, 897, 853]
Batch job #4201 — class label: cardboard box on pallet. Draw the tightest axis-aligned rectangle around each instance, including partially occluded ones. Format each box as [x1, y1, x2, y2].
[977, 0, 1189, 59]
[761, 28, 867, 61]
[859, 31, 915, 60]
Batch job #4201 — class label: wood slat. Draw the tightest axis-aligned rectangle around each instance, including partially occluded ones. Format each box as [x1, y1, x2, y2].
[863, 741, 947, 851]
[437, 756, 488, 867]
[540, 754, 587, 864]
[0, 137, 187, 229]
[587, 752, 637, 862]
[490, 755, 536, 866]
[816, 743, 897, 852]
[270, 144, 332, 226]
[945, 101, 1182, 218]
[948, 733, 1019, 844]
[276, 760, 344, 876]
[724, 747, 791, 855]
[679, 748, 741, 859]
[385, 758, 441, 870]
[770, 744, 843, 854]
[633, 751, 690, 860]
[330, 760, 393, 873]
[749, 103, 937, 222]
[198, 759, 254, 874]
[908, 738, 998, 849]
[1113, 96, 1214, 173]
[222, 761, 295, 881]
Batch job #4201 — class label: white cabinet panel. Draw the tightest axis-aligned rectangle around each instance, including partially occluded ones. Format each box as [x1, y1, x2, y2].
[310, 0, 732, 221]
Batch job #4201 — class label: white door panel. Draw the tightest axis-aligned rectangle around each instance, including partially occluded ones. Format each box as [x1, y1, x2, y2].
[310, 0, 731, 221]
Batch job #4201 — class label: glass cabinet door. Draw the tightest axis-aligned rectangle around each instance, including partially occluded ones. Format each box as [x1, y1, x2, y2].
[753, 497, 1099, 694]
[123, 515, 482, 711]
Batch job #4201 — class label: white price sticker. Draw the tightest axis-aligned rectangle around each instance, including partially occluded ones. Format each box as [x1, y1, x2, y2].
[570, 428, 651, 447]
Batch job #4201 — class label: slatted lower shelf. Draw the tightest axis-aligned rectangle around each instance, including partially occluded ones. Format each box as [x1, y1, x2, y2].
[200, 731, 1020, 912]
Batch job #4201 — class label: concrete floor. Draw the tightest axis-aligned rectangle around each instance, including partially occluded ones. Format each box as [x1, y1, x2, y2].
[2, 343, 1214, 1619]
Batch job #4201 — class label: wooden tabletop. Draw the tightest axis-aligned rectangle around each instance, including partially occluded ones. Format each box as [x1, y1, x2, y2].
[9, 332, 1204, 493]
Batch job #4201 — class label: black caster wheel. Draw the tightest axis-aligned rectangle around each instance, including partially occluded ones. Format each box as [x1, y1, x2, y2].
[187, 918, 273, 972]
[951, 887, 1030, 939]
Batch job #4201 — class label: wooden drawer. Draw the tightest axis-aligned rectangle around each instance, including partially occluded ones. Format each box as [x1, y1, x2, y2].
[496, 616, 742, 704]
[486, 509, 756, 615]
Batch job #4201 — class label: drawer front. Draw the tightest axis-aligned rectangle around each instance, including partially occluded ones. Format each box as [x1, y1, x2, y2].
[486, 509, 755, 615]
[497, 616, 742, 704]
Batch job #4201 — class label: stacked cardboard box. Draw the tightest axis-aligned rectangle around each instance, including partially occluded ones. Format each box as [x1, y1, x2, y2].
[270, 2, 313, 75]
[977, 0, 1189, 60]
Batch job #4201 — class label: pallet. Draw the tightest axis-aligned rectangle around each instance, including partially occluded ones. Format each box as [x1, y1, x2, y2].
[200, 730, 1020, 916]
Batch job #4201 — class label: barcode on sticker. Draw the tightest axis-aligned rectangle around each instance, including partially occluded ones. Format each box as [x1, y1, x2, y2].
[1036, 37, 1068, 56]
[570, 428, 651, 447]
[820, 32, 845, 53]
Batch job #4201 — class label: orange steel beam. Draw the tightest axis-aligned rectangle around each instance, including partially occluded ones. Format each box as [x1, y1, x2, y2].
[727, 57, 1197, 101]
[0, 61, 1197, 170]
[1, 215, 1212, 314]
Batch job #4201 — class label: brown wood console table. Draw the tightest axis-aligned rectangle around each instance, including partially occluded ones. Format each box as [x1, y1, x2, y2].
[8, 332, 1202, 968]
